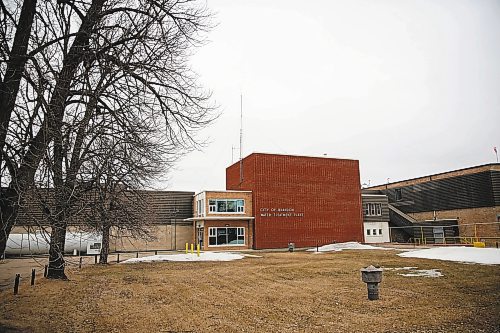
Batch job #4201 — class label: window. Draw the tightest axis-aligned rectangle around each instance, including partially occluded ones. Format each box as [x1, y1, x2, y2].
[395, 188, 403, 201]
[208, 227, 245, 246]
[367, 229, 371, 236]
[196, 199, 204, 217]
[208, 199, 245, 213]
[378, 229, 383, 235]
[209, 200, 216, 212]
[364, 203, 382, 216]
[237, 200, 245, 212]
[372, 229, 377, 236]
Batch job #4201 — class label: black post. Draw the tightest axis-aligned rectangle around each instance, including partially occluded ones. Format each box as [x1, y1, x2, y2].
[44, 265, 48, 277]
[136, 252, 139, 258]
[496, 242, 498, 249]
[316, 243, 319, 252]
[155, 250, 158, 255]
[94, 254, 97, 264]
[117, 253, 120, 263]
[14, 274, 20, 295]
[30, 269, 35, 286]
[79, 257, 83, 269]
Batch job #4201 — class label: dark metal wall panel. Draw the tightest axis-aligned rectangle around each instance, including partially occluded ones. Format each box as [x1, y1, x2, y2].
[144, 191, 194, 223]
[491, 171, 500, 206]
[381, 171, 496, 213]
[361, 195, 389, 223]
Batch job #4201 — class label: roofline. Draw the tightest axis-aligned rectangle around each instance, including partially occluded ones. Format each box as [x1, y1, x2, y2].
[184, 216, 255, 221]
[227, 152, 359, 169]
[195, 190, 252, 195]
[366, 162, 500, 189]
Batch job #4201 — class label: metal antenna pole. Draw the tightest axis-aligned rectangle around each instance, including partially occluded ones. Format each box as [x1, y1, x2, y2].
[239, 94, 243, 184]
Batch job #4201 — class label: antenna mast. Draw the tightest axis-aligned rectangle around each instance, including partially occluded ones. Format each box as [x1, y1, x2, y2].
[239, 94, 243, 184]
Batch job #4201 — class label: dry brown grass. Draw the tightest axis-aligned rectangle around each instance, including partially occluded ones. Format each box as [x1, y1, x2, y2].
[1, 249, 499, 333]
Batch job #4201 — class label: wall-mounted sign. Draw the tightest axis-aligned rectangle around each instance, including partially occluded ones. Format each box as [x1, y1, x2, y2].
[259, 208, 304, 218]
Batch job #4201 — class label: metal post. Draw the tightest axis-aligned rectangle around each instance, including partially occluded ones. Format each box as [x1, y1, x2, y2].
[14, 274, 20, 295]
[44, 265, 48, 277]
[117, 253, 120, 263]
[31, 269, 35, 286]
[136, 252, 139, 258]
[94, 254, 97, 264]
[155, 250, 158, 255]
[79, 257, 83, 269]
[316, 243, 319, 252]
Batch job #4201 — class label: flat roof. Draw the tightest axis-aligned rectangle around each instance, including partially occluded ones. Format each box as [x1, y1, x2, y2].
[195, 190, 252, 195]
[227, 152, 359, 169]
[367, 162, 500, 189]
[184, 216, 255, 221]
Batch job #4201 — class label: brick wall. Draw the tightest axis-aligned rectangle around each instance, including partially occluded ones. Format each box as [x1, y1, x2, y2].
[226, 153, 364, 249]
[409, 206, 500, 246]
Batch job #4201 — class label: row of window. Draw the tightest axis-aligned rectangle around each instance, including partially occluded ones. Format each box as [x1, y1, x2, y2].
[367, 229, 383, 236]
[364, 203, 382, 216]
[209, 199, 245, 213]
[208, 227, 245, 246]
[196, 198, 205, 217]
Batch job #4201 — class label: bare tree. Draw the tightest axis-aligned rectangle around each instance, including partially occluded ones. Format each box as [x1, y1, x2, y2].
[1, 0, 216, 279]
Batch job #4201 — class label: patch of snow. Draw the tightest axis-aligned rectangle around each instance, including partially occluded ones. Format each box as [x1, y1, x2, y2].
[122, 252, 244, 263]
[384, 266, 443, 277]
[307, 242, 393, 252]
[399, 269, 443, 278]
[398, 247, 500, 265]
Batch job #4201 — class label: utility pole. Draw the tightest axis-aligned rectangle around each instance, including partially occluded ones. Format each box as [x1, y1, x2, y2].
[239, 94, 243, 184]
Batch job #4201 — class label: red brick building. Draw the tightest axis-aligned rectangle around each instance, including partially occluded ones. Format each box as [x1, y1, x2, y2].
[226, 153, 364, 249]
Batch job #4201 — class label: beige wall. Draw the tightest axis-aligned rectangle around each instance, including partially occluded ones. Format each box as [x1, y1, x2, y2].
[110, 224, 193, 251]
[11, 224, 195, 252]
[409, 206, 500, 246]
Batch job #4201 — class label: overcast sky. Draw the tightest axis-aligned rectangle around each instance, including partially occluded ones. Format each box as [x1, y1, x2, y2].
[162, 0, 500, 192]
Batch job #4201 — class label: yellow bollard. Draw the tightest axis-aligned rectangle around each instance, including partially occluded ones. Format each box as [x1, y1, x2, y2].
[185, 243, 188, 254]
[197, 244, 200, 257]
[191, 243, 194, 254]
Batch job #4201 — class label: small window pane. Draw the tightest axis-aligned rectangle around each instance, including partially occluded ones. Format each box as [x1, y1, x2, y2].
[379, 229, 382, 235]
[367, 229, 371, 235]
[227, 200, 236, 212]
[217, 200, 227, 212]
[217, 228, 227, 244]
[209, 236, 216, 245]
[372, 229, 376, 235]
[227, 228, 238, 244]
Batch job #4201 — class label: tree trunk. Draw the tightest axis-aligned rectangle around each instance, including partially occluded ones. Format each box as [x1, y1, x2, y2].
[46, 220, 67, 279]
[0, 188, 19, 257]
[0, 0, 106, 262]
[99, 223, 110, 264]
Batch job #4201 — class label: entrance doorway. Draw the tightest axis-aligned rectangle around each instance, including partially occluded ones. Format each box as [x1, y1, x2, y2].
[197, 227, 204, 248]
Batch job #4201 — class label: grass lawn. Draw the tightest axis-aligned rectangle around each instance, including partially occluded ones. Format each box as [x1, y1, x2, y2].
[1, 249, 499, 333]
